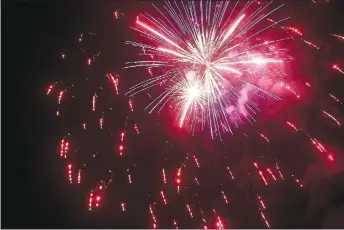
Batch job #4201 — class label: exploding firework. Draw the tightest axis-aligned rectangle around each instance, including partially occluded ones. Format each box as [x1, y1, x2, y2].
[124, 1, 294, 138]
[45, 0, 344, 229]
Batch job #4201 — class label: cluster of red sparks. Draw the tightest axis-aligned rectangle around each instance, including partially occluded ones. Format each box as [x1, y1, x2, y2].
[45, 1, 343, 228]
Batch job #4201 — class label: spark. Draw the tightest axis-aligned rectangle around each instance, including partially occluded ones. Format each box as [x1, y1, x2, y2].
[186, 204, 193, 218]
[67, 164, 73, 184]
[99, 117, 104, 129]
[129, 99, 134, 112]
[77, 169, 81, 184]
[276, 163, 284, 179]
[118, 144, 124, 156]
[332, 64, 344, 74]
[60, 138, 69, 158]
[258, 132, 270, 142]
[330, 33, 344, 41]
[329, 93, 341, 103]
[58, 91, 64, 104]
[302, 39, 320, 49]
[162, 169, 167, 184]
[107, 73, 119, 94]
[47, 84, 54, 95]
[259, 170, 268, 185]
[92, 94, 97, 111]
[121, 202, 126, 212]
[286, 121, 299, 132]
[160, 190, 167, 204]
[193, 155, 200, 168]
[226, 166, 235, 179]
[321, 110, 341, 126]
[266, 168, 276, 180]
[257, 195, 266, 209]
[134, 124, 140, 134]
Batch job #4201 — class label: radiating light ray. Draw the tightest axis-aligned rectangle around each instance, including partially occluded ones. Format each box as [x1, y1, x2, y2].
[125, 1, 292, 138]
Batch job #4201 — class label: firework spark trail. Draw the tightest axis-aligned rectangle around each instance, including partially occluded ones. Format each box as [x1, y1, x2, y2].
[58, 91, 64, 104]
[162, 169, 167, 184]
[329, 93, 342, 104]
[125, 1, 293, 138]
[321, 110, 341, 126]
[330, 33, 344, 41]
[47, 84, 54, 95]
[276, 163, 284, 179]
[92, 93, 97, 111]
[60, 138, 69, 158]
[285, 121, 335, 161]
[77, 169, 81, 184]
[258, 132, 270, 142]
[121, 202, 126, 212]
[226, 166, 235, 179]
[107, 73, 119, 94]
[67, 164, 73, 183]
[267, 18, 321, 50]
[332, 64, 344, 74]
[266, 168, 277, 181]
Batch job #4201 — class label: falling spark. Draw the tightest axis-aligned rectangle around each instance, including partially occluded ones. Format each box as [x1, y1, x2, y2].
[92, 94, 97, 111]
[186, 204, 193, 218]
[120, 131, 125, 142]
[332, 64, 344, 74]
[160, 190, 167, 204]
[121, 202, 126, 212]
[321, 110, 341, 126]
[329, 93, 341, 103]
[302, 39, 320, 49]
[266, 168, 277, 180]
[129, 99, 134, 112]
[58, 91, 64, 104]
[134, 124, 140, 134]
[227, 166, 235, 179]
[118, 144, 124, 156]
[258, 195, 266, 209]
[286, 121, 299, 131]
[193, 155, 200, 168]
[107, 73, 120, 94]
[260, 211, 271, 228]
[99, 117, 104, 129]
[47, 84, 54, 95]
[221, 190, 229, 204]
[258, 132, 270, 142]
[127, 169, 132, 184]
[259, 170, 268, 185]
[60, 139, 69, 158]
[162, 169, 167, 184]
[276, 163, 284, 179]
[330, 34, 344, 41]
[77, 169, 81, 184]
[67, 164, 73, 184]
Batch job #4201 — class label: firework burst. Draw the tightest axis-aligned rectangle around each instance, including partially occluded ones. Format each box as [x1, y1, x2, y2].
[124, 1, 293, 138]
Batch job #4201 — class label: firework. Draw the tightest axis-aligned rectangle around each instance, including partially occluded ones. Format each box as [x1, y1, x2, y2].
[125, 1, 293, 138]
[45, 1, 344, 228]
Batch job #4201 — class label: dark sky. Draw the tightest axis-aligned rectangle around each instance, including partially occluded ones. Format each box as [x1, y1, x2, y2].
[2, 0, 344, 228]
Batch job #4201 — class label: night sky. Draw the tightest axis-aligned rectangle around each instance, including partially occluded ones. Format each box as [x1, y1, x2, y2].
[2, 0, 344, 228]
